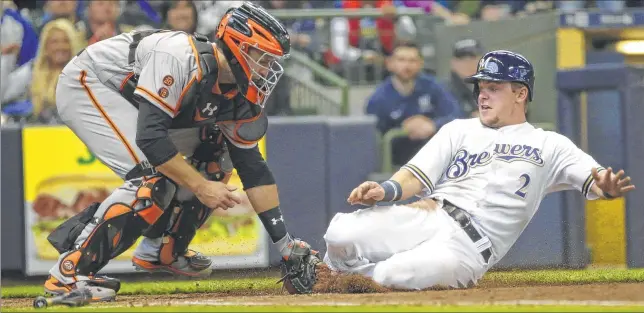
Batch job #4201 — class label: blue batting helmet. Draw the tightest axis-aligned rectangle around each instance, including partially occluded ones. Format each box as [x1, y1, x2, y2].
[464, 50, 535, 102]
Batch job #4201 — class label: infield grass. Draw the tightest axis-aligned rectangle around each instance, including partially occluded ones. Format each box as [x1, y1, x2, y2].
[3, 268, 644, 299]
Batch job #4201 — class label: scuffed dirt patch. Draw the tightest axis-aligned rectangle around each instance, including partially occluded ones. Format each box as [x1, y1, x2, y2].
[3, 282, 644, 309]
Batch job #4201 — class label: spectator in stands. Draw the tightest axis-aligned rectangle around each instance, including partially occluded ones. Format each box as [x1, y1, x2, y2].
[445, 38, 484, 118]
[398, 0, 471, 25]
[366, 42, 463, 166]
[29, 18, 84, 124]
[118, 0, 162, 31]
[327, 0, 400, 83]
[77, 0, 126, 46]
[160, 0, 198, 34]
[260, 0, 319, 57]
[38, 0, 79, 33]
[1, 2, 39, 123]
[194, 1, 244, 40]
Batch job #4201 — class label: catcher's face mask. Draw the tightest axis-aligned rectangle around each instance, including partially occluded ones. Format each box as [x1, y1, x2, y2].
[214, 2, 291, 109]
[239, 43, 286, 108]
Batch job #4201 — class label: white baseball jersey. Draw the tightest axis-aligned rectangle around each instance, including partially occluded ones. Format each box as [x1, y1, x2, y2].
[402, 118, 603, 265]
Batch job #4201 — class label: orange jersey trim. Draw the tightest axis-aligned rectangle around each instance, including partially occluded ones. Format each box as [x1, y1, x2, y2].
[135, 86, 176, 115]
[79, 71, 140, 164]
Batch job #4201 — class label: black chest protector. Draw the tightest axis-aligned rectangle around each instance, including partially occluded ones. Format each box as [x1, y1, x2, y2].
[122, 30, 268, 146]
[171, 35, 267, 141]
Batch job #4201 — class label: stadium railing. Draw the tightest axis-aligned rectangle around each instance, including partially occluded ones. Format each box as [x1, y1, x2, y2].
[268, 7, 440, 116]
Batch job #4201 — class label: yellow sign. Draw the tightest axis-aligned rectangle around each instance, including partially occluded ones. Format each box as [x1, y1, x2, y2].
[23, 126, 267, 274]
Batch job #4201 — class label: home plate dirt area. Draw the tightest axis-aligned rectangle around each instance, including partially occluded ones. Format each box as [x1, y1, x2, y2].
[3, 282, 644, 309]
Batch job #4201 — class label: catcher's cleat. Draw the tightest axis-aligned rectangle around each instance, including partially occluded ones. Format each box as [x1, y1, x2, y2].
[132, 249, 212, 277]
[278, 239, 322, 294]
[44, 275, 119, 302]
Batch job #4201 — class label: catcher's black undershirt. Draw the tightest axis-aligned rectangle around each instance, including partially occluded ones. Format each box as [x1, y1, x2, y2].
[135, 99, 275, 189]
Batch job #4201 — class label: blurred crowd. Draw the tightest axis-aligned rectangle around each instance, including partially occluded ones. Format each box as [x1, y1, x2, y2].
[1, 0, 643, 130]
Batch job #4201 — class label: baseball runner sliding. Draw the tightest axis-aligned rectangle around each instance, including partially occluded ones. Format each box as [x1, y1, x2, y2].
[313, 50, 636, 291]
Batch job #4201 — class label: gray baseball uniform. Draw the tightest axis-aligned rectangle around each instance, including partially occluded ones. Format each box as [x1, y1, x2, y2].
[50, 30, 215, 284]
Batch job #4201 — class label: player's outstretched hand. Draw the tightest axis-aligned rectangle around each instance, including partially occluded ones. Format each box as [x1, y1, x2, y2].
[195, 180, 242, 210]
[592, 167, 636, 198]
[347, 181, 384, 206]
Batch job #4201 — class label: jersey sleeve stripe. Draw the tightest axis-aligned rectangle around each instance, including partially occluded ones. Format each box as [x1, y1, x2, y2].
[135, 86, 176, 115]
[582, 166, 606, 197]
[402, 164, 435, 192]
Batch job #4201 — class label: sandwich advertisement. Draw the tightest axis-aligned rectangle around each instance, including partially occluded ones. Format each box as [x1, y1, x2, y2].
[23, 126, 268, 275]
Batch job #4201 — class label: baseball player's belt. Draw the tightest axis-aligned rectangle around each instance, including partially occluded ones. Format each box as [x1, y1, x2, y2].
[441, 200, 492, 263]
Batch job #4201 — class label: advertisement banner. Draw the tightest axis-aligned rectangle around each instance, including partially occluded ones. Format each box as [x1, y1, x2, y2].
[23, 126, 268, 276]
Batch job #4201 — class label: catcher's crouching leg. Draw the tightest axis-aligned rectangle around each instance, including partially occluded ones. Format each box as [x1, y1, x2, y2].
[278, 239, 324, 294]
[48, 177, 176, 299]
[132, 196, 214, 277]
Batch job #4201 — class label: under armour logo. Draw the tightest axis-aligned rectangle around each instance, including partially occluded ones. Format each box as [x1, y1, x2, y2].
[201, 102, 218, 116]
[271, 215, 284, 225]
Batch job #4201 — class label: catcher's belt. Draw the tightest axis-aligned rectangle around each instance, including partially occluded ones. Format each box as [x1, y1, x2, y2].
[442, 200, 492, 263]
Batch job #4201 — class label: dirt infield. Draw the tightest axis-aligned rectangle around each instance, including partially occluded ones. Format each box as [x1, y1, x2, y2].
[3, 282, 644, 309]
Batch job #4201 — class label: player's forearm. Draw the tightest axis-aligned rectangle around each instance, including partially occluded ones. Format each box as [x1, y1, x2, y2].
[155, 154, 208, 191]
[246, 184, 279, 214]
[390, 168, 425, 200]
[135, 100, 207, 191]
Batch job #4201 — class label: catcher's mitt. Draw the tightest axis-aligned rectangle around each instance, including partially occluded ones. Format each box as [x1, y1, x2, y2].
[277, 239, 321, 294]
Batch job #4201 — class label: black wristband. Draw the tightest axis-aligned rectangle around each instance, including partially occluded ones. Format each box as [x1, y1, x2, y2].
[603, 191, 617, 200]
[380, 180, 403, 202]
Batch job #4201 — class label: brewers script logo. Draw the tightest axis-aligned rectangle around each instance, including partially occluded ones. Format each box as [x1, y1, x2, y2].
[446, 144, 544, 179]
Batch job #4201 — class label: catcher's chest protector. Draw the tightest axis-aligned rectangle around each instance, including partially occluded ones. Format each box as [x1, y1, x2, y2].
[170, 36, 268, 149]
[121, 30, 268, 148]
[172, 37, 268, 148]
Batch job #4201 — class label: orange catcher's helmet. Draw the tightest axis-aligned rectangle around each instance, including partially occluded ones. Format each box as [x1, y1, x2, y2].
[215, 2, 290, 108]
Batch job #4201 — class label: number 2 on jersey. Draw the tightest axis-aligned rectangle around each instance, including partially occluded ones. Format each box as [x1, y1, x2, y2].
[515, 174, 531, 198]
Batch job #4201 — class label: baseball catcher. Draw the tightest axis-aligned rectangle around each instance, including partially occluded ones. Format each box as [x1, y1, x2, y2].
[44, 2, 318, 300]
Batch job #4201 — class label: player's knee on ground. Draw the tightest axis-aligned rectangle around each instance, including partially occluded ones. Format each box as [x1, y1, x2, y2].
[372, 247, 461, 290]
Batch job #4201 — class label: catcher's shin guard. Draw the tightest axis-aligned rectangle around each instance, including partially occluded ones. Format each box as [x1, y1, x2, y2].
[58, 177, 176, 278]
[132, 128, 232, 276]
[136, 196, 215, 275]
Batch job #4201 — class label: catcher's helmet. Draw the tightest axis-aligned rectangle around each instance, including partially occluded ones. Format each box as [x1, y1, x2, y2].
[215, 2, 290, 108]
[464, 50, 535, 102]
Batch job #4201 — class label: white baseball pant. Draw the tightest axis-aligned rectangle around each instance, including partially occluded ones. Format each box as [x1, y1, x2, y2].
[323, 202, 490, 290]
